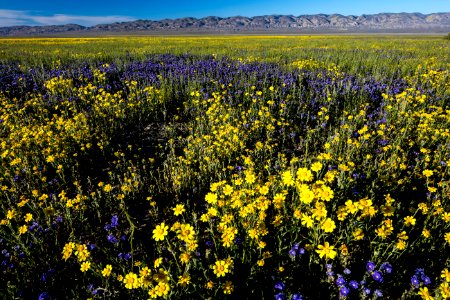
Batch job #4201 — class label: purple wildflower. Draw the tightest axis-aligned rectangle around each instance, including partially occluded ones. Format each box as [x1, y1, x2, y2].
[411, 275, 420, 287]
[339, 286, 350, 297]
[274, 281, 285, 291]
[111, 215, 119, 228]
[291, 294, 303, 300]
[107, 234, 118, 244]
[366, 261, 376, 272]
[372, 271, 383, 282]
[275, 293, 286, 300]
[289, 248, 297, 257]
[374, 289, 383, 297]
[336, 276, 346, 287]
[380, 262, 392, 274]
[349, 280, 359, 289]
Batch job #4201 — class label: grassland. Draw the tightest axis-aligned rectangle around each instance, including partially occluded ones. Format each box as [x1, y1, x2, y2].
[0, 35, 449, 299]
[2, 35, 450, 75]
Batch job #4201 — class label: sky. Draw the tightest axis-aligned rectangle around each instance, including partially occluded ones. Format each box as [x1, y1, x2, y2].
[0, 0, 449, 27]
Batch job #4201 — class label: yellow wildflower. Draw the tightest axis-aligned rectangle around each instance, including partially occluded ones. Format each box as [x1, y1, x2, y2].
[223, 281, 234, 294]
[353, 228, 364, 241]
[80, 261, 91, 272]
[445, 232, 450, 244]
[148, 288, 158, 299]
[62, 242, 75, 261]
[213, 260, 229, 277]
[441, 268, 450, 282]
[178, 274, 191, 287]
[442, 212, 450, 223]
[221, 225, 237, 247]
[154, 282, 170, 297]
[311, 162, 323, 173]
[123, 272, 139, 289]
[281, 170, 294, 186]
[317, 185, 334, 202]
[140, 266, 150, 277]
[154, 257, 163, 268]
[340, 244, 349, 256]
[18, 225, 28, 235]
[422, 169, 433, 177]
[153, 268, 170, 283]
[440, 282, 450, 298]
[404, 216, 416, 226]
[345, 200, 358, 214]
[24, 213, 33, 222]
[244, 170, 256, 185]
[321, 218, 336, 233]
[297, 185, 314, 204]
[422, 229, 431, 239]
[102, 265, 112, 277]
[205, 192, 218, 204]
[152, 222, 169, 241]
[418, 287, 433, 300]
[179, 252, 191, 265]
[222, 184, 233, 196]
[301, 214, 314, 228]
[316, 241, 337, 260]
[177, 223, 195, 242]
[296, 167, 313, 182]
[6, 210, 15, 220]
[103, 184, 113, 192]
[172, 204, 185, 216]
[75, 244, 90, 262]
[396, 239, 407, 250]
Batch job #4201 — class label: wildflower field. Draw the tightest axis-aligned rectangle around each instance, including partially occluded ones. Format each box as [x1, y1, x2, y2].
[0, 35, 450, 299]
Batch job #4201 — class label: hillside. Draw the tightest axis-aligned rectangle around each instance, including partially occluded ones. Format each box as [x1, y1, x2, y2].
[1, 12, 450, 36]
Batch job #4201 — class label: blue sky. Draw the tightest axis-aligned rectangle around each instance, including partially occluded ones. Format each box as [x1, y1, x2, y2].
[0, 0, 449, 27]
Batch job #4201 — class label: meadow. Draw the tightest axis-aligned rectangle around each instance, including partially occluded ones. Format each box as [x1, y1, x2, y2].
[0, 35, 449, 299]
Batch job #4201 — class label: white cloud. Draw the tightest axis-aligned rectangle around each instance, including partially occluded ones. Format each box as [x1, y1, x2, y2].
[0, 9, 135, 27]
[0, 10, 30, 26]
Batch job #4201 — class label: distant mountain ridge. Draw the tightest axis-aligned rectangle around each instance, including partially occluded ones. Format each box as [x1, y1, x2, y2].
[1, 12, 450, 36]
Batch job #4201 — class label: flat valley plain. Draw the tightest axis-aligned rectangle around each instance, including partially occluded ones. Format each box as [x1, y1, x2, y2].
[0, 35, 449, 299]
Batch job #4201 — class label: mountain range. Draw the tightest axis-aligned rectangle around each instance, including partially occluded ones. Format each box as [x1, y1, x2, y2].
[1, 12, 450, 36]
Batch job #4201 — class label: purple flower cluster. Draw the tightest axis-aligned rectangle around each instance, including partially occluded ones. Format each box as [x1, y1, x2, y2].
[104, 215, 120, 244]
[360, 261, 392, 297]
[274, 280, 303, 300]
[334, 269, 361, 297]
[288, 243, 305, 258]
[0, 54, 412, 119]
[411, 268, 431, 287]
[329, 261, 392, 298]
